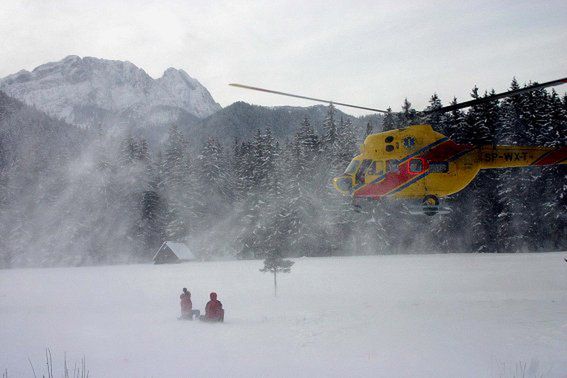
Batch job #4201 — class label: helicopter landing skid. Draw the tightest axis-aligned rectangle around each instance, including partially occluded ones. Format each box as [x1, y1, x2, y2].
[406, 205, 452, 216]
[352, 198, 362, 212]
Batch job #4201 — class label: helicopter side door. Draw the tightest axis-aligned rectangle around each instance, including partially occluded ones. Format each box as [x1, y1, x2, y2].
[357, 160, 384, 184]
[365, 160, 385, 183]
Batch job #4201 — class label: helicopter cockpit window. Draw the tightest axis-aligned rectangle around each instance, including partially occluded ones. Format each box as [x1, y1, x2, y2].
[386, 160, 399, 173]
[344, 160, 361, 175]
[367, 161, 376, 175]
[367, 161, 384, 176]
[356, 159, 373, 183]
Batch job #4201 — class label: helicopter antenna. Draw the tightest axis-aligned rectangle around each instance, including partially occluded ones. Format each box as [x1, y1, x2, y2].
[425, 77, 567, 114]
[229, 83, 390, 113]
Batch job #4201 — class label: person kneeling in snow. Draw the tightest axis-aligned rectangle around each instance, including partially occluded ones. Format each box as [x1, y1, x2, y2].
[179, 288, 200, 320]
[199, 292, 224, 322]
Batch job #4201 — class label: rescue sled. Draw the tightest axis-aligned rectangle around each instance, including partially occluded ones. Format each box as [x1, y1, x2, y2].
[198, 309, 225, 323]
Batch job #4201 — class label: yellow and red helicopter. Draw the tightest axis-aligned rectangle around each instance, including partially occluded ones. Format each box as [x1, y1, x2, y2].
[230, 77, 567, 215]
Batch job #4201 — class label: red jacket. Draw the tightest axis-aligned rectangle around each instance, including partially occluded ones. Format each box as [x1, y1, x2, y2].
[180, 292, 192, 315]
[205, 292, 223, 320]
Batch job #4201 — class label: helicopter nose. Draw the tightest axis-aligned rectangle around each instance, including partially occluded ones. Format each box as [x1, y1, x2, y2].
[333, 175, 353, 195]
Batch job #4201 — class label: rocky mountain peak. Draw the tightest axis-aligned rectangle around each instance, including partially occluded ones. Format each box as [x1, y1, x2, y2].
[0, 56, 221, 128]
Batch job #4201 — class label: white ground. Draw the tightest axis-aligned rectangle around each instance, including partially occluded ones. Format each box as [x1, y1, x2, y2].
[1, 253, 566, 377]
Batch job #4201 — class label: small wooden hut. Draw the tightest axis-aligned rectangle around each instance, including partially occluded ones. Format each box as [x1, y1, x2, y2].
[153, 242, 196, 264]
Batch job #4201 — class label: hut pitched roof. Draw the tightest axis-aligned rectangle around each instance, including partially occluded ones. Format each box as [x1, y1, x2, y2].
[153, 241, 196, 261]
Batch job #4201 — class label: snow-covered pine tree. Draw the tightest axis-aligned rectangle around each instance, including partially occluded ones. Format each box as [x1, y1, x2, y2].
[397, 99, 418, 127]
[496, 79, 532, 252]
[239, 129, 279, 258]
[320, 116, 360, 255]
[382, 107, 396, 131]
[231, 137, 245, 200]
[521, 85, 552, 249]
[293, 117, 319, 173]
[234, 140, 255, 198]
[138, 185, 167, 259]
[464, 87, 493, 146]
[262, 139, 289, 256]
[445, 98, 467, 143]
[252, 128, 277, 193]
[531, 88, 566, 250]
[119, 133, 137, 166]
[162, 125, 191, 240]
[286, 118, 323, 256]
[336, 118, 357, 166]
[137, 138, 150, 162]
[322, 104, 337, 148]
[197, 138, 233, 209]
[450, 87, 502, 252]
[497, 78, 526, 144]
[424, 93, 444, 132]
[365, 121, 373, 137]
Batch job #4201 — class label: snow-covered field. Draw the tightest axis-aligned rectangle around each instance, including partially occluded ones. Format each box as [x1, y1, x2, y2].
[1, 253, 566, 377]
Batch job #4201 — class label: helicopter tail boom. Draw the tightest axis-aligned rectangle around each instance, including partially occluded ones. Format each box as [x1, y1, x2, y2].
[479, 145, 567, 169]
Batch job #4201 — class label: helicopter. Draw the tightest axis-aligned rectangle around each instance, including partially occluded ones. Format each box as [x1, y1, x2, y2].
[229, 77, 567, 215]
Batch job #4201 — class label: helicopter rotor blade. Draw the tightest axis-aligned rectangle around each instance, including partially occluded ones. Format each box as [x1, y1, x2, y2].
[229, 83, 390, 114]
[425, 77, 567, 114]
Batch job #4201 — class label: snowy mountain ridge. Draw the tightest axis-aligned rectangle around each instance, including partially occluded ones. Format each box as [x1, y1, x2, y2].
[0, 55, 221, 128]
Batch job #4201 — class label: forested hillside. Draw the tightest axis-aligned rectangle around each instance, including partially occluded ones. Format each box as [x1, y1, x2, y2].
[155, 79, 566, 260]
[0, 92, 89, 266]
[0, 78, 565, 268]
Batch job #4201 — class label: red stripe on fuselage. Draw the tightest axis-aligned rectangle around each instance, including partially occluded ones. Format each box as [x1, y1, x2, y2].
[423, 140, 473, 162]
[354, 140, 472, 199]
[532, 147, 567, 166]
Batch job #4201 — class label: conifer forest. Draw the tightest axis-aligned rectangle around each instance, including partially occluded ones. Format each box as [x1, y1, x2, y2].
[0, 79, 565, 267]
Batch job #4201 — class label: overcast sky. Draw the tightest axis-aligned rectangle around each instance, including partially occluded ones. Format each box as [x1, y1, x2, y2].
[1, 0, 566, 115]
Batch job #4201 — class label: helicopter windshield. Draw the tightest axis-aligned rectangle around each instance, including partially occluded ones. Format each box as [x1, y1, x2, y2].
[344, 160, 361, 175]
